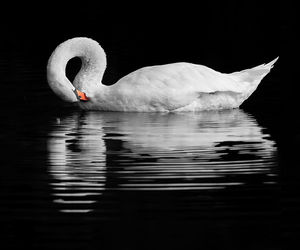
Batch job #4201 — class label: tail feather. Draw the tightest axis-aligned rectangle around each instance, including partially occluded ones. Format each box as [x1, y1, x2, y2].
[231, 57, 279, 83]
[263, 57, 279, 69]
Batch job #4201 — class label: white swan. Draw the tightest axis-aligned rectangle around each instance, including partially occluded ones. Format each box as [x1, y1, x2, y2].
[47, 37, 278, 112]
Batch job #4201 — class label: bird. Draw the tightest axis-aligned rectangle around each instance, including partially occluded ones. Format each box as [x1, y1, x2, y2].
[47, 37, 278, 112]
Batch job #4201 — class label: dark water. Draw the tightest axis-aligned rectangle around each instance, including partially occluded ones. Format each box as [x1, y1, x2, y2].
[1, 56, 298, 250]
[3, 107, 282, 249]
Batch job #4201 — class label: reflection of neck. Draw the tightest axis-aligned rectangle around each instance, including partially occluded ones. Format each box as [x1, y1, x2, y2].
[47, 37, 107, 101]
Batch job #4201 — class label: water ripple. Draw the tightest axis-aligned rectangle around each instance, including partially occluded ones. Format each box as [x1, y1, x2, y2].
[47, 109, 277, 213]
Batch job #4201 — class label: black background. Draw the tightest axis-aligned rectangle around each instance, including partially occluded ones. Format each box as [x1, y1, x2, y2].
[1, 2, 299, 249]
[1, 1, 296, 112]
[0, 1, 290, 110]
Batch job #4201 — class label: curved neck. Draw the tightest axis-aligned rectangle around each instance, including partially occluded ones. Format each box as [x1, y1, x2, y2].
[47, 37, 107, 102]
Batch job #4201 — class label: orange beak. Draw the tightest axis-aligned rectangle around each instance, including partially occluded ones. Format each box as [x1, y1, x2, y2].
[74, 89, 89, 101]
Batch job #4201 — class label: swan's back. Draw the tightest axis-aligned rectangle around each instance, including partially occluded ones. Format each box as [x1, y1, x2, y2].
[91, 63, 247, 112]
[91, 59, 277, 112]
[116, 62, 249, 94]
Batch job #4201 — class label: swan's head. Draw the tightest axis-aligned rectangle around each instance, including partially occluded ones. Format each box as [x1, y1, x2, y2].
[47, 37, 107, 102]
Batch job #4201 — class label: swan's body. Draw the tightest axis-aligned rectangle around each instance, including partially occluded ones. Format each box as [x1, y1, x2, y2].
[47, 37, 278, 112]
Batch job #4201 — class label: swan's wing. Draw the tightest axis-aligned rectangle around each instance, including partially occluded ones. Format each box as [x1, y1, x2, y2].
[109, 63, 246, 111]
[117, 62, 247, 92]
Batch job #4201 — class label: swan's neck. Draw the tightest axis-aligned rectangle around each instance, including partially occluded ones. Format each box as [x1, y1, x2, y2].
[47, 37, 107, 102]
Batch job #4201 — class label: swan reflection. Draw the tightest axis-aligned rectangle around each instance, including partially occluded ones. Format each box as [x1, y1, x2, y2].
[47, 110, 277, 213]
[47, 114, 106, 213]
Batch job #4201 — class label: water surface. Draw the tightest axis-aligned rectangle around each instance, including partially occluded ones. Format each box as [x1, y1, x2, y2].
[0, 56, 287, 249]
[1, 107, 283, 249]
[47, 110, 278, 214]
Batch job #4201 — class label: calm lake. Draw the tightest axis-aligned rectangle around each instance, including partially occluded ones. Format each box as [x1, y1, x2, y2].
[1, 56, 298, 250]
